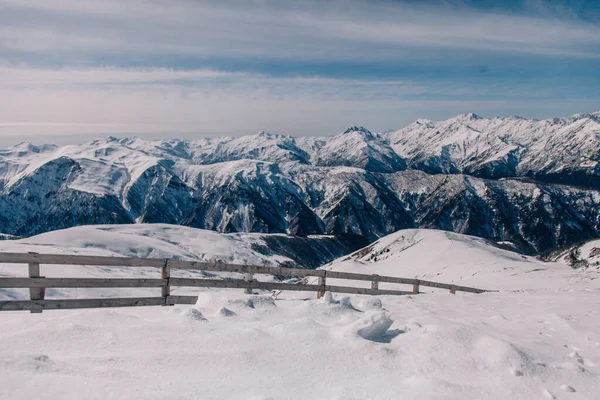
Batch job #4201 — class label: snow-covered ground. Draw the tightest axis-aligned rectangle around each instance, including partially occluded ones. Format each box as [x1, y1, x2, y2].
[0, 227, 599, 399]
[321, 229, 598, 291]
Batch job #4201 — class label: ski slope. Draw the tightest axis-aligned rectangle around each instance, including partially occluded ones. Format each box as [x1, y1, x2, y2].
[0, 228, 599, 399]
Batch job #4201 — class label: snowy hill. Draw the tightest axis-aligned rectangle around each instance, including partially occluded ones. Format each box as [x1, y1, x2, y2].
[0, 224, 365, 270]
[1, 111, 599, 254]
[322, 229, 599, 291]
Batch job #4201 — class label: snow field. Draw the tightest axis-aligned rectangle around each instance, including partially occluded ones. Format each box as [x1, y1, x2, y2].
[1, 288, 599, 399]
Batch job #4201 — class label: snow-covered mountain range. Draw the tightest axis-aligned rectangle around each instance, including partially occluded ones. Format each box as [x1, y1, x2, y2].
[389, 112, 600, 187]
[1, 111, 599, 254]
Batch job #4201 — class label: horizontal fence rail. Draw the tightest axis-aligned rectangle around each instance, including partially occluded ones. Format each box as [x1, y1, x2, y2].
[0, 252, 490, 313]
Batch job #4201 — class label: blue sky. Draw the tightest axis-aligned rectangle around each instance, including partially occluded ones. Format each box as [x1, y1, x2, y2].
[0, 0, 599, 144]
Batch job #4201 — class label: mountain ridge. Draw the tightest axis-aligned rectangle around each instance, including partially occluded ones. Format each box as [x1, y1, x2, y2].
[1, 111, 599, 254]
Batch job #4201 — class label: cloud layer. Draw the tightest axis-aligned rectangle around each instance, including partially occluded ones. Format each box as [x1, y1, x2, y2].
[0, 0, 599, 144]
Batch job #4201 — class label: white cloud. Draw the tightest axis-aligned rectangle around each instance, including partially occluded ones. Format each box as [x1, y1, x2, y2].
[0, 66, 423, 87]
[1, 0, 599, 61]
[0, 66, 244, 86]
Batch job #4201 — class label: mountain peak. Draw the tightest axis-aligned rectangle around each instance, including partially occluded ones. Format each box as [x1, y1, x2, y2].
[455, 113, 482, 121]
[255, 130, 281, 139]
[9, 142, 57, 155]
[567, 112, 600, 123]
[342, 126, 373, 137]
[12, 141, 34, 150]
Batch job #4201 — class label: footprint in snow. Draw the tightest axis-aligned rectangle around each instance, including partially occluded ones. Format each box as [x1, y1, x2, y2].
[560, 384, 576, 392]
[568, 351, 595, 367]
[31, 354, 54, 372]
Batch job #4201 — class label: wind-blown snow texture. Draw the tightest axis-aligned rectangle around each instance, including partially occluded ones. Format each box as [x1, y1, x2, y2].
[1, 112, 599, 253]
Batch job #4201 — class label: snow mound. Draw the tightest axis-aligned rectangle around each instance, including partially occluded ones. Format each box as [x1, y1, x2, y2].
[180, 308, 207, 322]
[351, 310, 396, 342]
[192, 293, 277, 318]
[320, 292, 360, 313]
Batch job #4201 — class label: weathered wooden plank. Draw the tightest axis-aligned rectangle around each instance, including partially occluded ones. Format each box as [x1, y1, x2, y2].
[0, 252, 166, 267]
[316, 275, 326, 299]
[418, 280, 485, 293]
[167, 259, 325, 277]
[161, 260, 171, 301]
[0, 252, 324, 278]
[244, 273, 254, 295]
[0, 297, 166, 311]
[0, 276, 486, 294]
[326, 270, 418, 285]
[166, 295, 198, 305]
[0, 278, 166, 288]
[371, 274, 379, 290]
[169, 278, 322, 292]
[325, 285, 413, 296]
[171, 279, 412, 296]
[28, 262, 43, 313]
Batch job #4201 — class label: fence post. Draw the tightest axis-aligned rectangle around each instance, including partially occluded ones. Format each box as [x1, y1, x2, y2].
[316, 271, 327, 299]
[244, 273, 254, 295]
[28, 261, 44, 313]
[371, 274, 379, 290]
[413, 280, 419, 294]
[161, 259, 171, 305]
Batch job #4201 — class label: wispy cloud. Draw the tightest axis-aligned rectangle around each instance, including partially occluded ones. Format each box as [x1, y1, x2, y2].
[0, 65, 597, 140]
[2, 0, 599, 62]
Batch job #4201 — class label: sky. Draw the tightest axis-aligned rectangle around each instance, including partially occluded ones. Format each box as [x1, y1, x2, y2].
[0, 0, 599, 146]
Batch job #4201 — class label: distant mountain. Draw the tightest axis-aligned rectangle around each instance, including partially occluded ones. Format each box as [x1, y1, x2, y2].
[387, 112, 600, 188]
[0, 111, 599, 254]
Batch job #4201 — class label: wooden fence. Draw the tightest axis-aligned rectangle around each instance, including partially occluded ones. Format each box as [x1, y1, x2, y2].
[0, 252, 489, 313]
